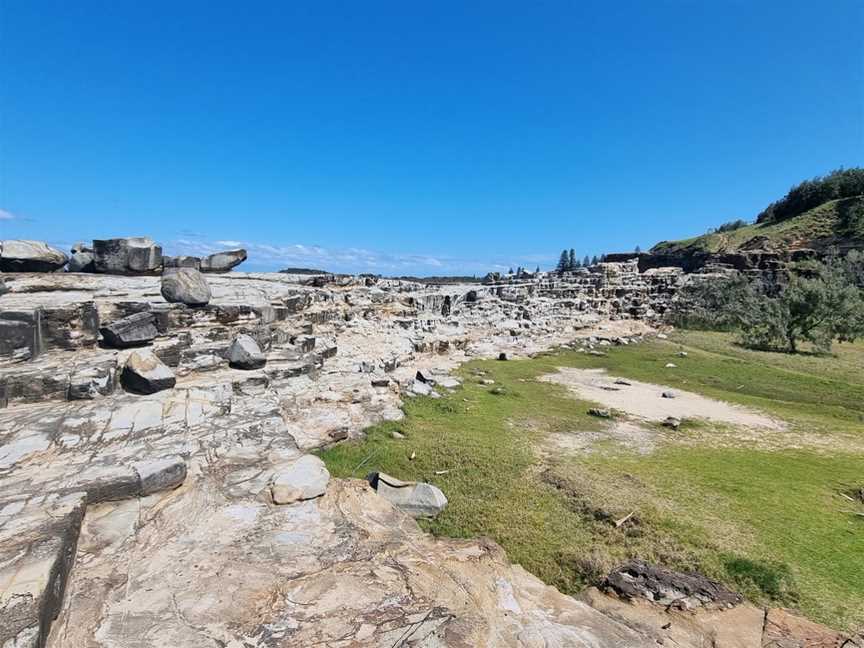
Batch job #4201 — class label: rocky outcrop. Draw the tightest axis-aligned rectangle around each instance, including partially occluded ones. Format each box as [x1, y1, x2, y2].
[160, 267, 211, 306]
[120, 350, 176, 394]
[0, 240, 68, 272]
[270, 455, 330, 504]
[200, 248, 247, 273]
[93, 237, 162, 275]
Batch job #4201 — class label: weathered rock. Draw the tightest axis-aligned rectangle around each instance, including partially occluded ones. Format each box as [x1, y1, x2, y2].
[0, 240, 68, 272]
[662, 416, 681, 429]
[200, 249, 247, 273]
[100, 312, 158, 348]
[0, 276, 7, 296]
[589, 407, 613, 418]
[68, 362, 116, 400]
[603, 560, 742, 610]
[498, 352, 509, 361]
[269, 455, 330, 504]
[368, 471, 448, 518]
[661, 390, 676, 399]
[121, 350, 176, 394]
[67, 250, 95, 272]
[162, 255, 201, 270]
[133, 456, 187, 495]
[762, 607, 862, 648]
[93, 237, 163, 275]
[161, 268, 211, 306]
[227, 334, 266, 369]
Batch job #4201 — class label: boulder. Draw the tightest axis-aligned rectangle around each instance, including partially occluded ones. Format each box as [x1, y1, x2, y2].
[161, 268, 211, 306]
[67, 251, 95, 272]
[163, 255, 201, 270]
[661, 391, 676, 399]
[93, 237, 162, 275]
[71, 241, 92, 254]
[0, 276, 7, 296]
[200, 249, 247, 273]
[133, 456, 187, 495]
[0, 240, 68, 272]
[368, 472, 448, 518]
[269, 455, 330, 504]
[227, 334, 266, 369]
[588, 407, 613, 418]
[121, 350, 176, 394]
[100, 312, 158, 348]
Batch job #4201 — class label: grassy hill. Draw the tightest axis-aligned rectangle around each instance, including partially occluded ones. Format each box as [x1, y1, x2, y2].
[652, 195, 864, 257]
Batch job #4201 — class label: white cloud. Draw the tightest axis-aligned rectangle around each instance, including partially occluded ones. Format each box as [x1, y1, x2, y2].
[0, 209, 16, 220]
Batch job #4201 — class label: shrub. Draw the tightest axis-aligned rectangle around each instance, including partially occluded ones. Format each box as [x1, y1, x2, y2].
[756, 168, 864, 224]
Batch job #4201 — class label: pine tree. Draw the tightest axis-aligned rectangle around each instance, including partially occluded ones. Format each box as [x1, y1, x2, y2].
[568, 249, 576, 270]
[600, 254, 607, 262]
[509, 267, 514, 275]
[635, 245, 641, 254]
[556, 250, 569, 273]
[583, 255, 590, 267]
[591, 255, 599, 265]
[535, 265, 540, 274]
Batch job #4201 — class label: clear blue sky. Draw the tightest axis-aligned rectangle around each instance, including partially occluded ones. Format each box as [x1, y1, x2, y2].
[1, 1, 862, 274]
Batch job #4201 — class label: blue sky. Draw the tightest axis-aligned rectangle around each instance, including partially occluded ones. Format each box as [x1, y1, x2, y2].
[1, 1, 862, 274]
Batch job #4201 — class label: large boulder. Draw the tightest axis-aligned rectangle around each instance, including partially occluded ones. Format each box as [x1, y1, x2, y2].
[227, 334, 266, 369]
[269, 455, 330, 504]
[161, 268, 211, 306]
[0, 240, 68, 272]
[121, 350, 176, 394]
[368, 472, 448, 518]
[200, 249, 247, 273]
[100, 312, 158, 348]
[93, 237, 162, 275]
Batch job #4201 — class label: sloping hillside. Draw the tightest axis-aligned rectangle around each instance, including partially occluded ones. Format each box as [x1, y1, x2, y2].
[652, 195, 864, 257]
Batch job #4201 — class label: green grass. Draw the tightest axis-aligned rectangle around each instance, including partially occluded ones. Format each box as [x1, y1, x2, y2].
[319, 332, 864, 631]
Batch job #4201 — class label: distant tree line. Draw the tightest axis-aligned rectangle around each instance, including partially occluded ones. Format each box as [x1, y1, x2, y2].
[556, 249, 606, 273]
[672, 251, 864, 353]
[757, 167, 864, 224]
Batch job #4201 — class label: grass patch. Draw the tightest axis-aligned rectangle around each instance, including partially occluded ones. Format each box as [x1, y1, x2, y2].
[318, 332, 864, 631]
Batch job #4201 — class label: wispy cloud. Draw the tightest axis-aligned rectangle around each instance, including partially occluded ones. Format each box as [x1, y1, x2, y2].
[164, 236, 548, 276]
[0, 209, 16, 220]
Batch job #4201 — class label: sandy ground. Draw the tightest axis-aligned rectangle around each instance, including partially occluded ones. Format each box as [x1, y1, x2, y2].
[539, 367, 784, 430]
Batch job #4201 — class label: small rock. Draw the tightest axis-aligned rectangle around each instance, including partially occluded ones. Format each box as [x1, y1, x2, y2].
[67, 251, 95, 272]
[480, 379, 495, 385]
[133, 456, 187, 495]
[677, 351, 688, 357]
[613, 379, 631, 386]
[121, 350, 176, 394]
[490, 386, 506, 395]
[665, 363, 677, 368]
[328, 428, 349, 442]
[270, 455, 330, 504]
[436, 377, 461, 389]
[657, 333, 668, 340]
[371, 378, 391, 388]
[588, 408, 613, 419]
[161, 268, 212, 306]
[100, 312, 158, 348]
[368, 472, 448, 518]
[415, 370, 431, 384]
[409, 380, 433, 396]
[391, 431, 405, 440]
[497, 352, 508, 361]
[661, 391, 676, 399]
[228, 334, 266, 370]
[587, 350, 607, 357]
[662, 416, 681, 429]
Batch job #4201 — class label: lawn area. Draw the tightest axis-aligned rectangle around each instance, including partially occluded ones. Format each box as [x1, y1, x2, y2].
[318, 331, 864, 631]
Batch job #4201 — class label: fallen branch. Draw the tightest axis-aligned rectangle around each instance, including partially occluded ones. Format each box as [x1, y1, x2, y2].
[614, 510, 636, 528]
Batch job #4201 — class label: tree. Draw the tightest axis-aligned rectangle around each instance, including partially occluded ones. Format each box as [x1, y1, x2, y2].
[568, 249, 576, 270]
[591, 255, 599, 265]
[583, 255, 590, 267]
[556, 250, 570, 273]
[508, 267, 514, 275]
[673, 254, 864, 353]
[635, 245, 641, 254]
[535, 265, 540, 273]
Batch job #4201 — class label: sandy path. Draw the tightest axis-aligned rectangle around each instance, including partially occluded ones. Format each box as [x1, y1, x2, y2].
[540, 367, 784, 430]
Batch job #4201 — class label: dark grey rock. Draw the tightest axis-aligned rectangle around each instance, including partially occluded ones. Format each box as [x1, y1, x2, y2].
[133, 456, 187, 495]
[121, 350, 176, 394]
[93, 237, 162, 275]
[68, 362, 117, 400]
[200, 249, 247, 273]
[0, 309, 42, 360]
[100, 312, 158, 348]
[661, 391, 676, 399]
[228, 334, 266, 369]
[588, 407, 613, 418]
[0, 276, 7, 296]
[161, 268, 211, 306]
[367, 472, 447, 518]
[603, 560, 742, 609]
[67, 251, 95, 272]
[0, 240, 68, 272]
